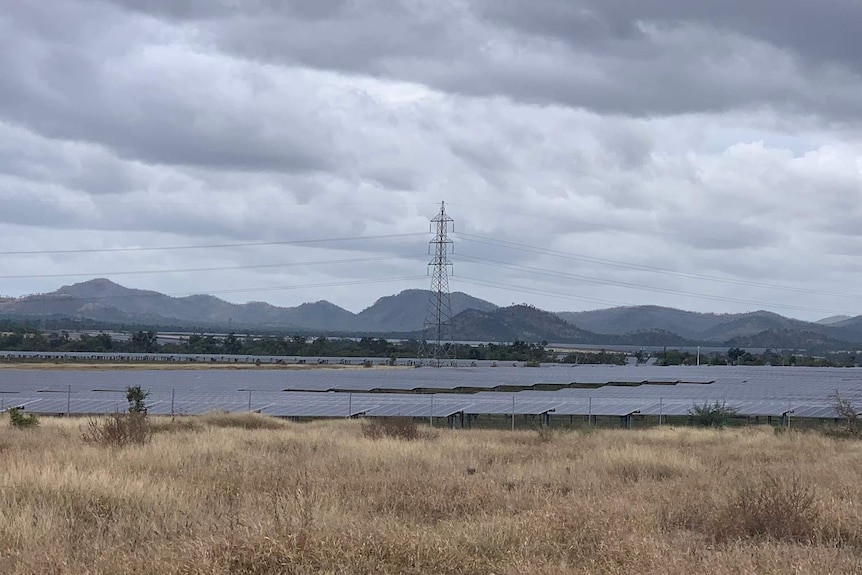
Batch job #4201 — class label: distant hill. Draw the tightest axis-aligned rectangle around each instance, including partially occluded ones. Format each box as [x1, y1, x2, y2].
[449, 305, 599, 343]
[697, 311, 816, 342]
[357, 289, 497, 332]
[2, 278, 862, 350]
[817, 315, 852, 326]
[0, 279, 496, 334]
[558, 305, 837, 344]
[557, 306, 729, 340]
[819, 316, 862, 345]
[724, 329, 855, 353]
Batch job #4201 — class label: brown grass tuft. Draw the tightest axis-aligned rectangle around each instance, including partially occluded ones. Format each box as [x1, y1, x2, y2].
[361, 417, 422, 440]
[81, 413, 152, 447]
[149, 416, 203, 434]
[709, 475, 821, 543]
[199, 410, 288, 430]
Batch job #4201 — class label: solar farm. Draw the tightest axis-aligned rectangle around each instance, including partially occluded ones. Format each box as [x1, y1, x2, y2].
[2, 364, 859, 425]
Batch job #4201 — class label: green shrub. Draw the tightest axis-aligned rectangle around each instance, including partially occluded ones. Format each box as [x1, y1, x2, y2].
[689, 400, 738, 428]
[7, 407, 39, 429]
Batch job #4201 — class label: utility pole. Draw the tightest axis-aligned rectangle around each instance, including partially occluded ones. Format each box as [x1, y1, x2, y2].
[418, 201, 455, 368]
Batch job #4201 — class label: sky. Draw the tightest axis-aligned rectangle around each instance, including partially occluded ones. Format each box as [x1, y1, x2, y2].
[1, 0, 862, 321]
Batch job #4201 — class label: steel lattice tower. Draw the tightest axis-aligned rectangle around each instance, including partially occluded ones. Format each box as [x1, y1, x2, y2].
[419, 201, 455, 367]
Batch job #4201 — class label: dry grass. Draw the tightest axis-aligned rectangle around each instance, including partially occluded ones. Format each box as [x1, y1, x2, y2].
[198, 411, 290, 430]
[2, 419, 862, 574]
[361, 417, 424, 441]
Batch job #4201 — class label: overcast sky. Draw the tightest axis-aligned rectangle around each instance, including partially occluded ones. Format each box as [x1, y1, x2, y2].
[1, 1, 862, 321]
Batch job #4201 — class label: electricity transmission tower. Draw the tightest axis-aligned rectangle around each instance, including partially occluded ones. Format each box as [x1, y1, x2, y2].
[419, 201, 455, 367]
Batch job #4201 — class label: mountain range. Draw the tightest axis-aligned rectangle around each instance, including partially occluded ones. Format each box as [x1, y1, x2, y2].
[2, 278, 862, 351]
[0, 279, 496, 334]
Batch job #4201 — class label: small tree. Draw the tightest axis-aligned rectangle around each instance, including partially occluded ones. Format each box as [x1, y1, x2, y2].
[126, 385, 150, 416]
[829, 391, 858, 429]
[8, 407, 39, 429]
[690, 400, 738, 428]
[727, 347, 745, 365]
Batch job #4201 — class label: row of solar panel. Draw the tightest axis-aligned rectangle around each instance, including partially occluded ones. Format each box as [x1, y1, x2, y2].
[1, 393, 838, 419]
[3, 365, 862, 395]
[0, 365, 859, 420]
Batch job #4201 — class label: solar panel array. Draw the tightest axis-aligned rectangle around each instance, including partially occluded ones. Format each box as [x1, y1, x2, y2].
[1, 365, 858, 420]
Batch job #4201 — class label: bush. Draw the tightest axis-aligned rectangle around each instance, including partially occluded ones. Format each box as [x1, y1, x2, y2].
[362, 417, 421, 441]
[7, 407, 39, 429]
[82, 413, 152, 447]
[199, 411, 287, 430]
[149, 417, 203, 434]
[534, 424, 555, 443]
[712, 476, 820, 543]
[689, 400, 738, 428]
[817, 424, 861, 440]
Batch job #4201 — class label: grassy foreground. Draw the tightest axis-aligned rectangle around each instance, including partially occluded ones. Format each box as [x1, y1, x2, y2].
[2, 417, 862, 574]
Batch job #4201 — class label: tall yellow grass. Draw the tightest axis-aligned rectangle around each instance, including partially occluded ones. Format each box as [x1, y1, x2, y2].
[2, 417, 862, 574]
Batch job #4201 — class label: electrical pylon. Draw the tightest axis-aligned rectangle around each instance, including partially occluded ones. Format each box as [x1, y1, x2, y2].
[418, 201, 455, 367]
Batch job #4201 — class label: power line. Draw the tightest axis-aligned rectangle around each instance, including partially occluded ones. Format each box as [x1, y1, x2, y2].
[0, 232, 426, 256]
[0, 198, 438, 208]
[455, 253, 853, 316]
[454, 275, 633, 308]
[183, 276, 428, 298]
[6, 276, 428, 304]
[458, 233, 862, 300]
[0, 254, 426, 280]
[449, 202, 827, 255]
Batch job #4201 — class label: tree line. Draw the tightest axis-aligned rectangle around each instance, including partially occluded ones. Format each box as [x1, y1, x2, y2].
[656, 347, 859, 368]
[0, 329, 579, 363]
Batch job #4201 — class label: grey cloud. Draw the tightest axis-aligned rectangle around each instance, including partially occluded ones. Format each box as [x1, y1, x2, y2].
[96, 0, 862, 120]
[0, 3, 338, 174]
[2, 0, 862, 319]
[105, 0, 351, 22]
[476, 0, 862, 80]
[0, 123, 144, 196]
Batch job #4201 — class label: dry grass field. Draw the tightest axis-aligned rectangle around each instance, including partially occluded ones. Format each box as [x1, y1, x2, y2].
[2, 415, 862, 574]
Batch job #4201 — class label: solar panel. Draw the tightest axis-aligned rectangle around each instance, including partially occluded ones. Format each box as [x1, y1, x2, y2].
[3, 365, 861, 420]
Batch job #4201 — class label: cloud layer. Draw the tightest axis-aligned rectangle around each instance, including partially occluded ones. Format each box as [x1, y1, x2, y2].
[1, 1, 861, 320]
